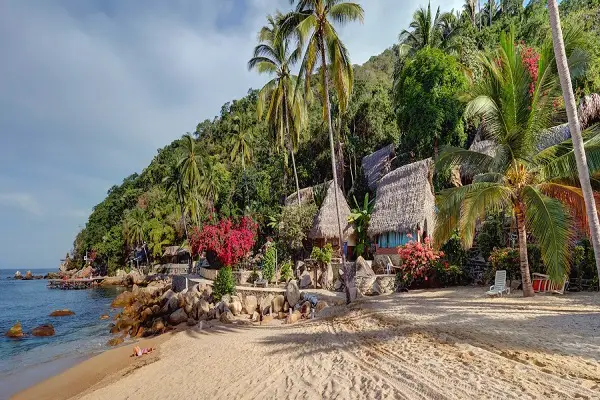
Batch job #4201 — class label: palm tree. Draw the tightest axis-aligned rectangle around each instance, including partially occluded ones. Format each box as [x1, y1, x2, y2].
[229, 112, 255, 172]
[249, 12, 306, 206]
[548, 0, 600, 286]
[463, 0, 476, 26]
[164, 165, 189, 239]
[283, 0, 364, 303]
[435, 27, 599, 297]
[123, 208, 148, 265]
[177, 134, 203, 195]
[399, 1, 459, 57]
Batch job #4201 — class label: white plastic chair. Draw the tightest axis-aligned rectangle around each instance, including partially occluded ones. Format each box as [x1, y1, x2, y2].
[486, 270, 510, 297]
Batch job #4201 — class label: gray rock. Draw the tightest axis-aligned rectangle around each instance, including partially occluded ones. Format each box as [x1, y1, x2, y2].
[251, 311, 260, 322]
[315, 301, 328, 314]
[168, 295, 180, 311]
[168, 308, 188, 325]
[260, 294, 274, 316]
[355, 256, 375, 277]
[243, 295, 258, 315]
[271, 295, 285, 314]
[187, 318, 197, 326]
[299, 272, 312, 289]
[220, 310, 234, 324]
[198, 298, 210, 315]
[285, 280, 301, 307]
[229, 298, 243, 316]
[221, 294, 232, 305]
[160, 289, 175, 303]
[320, 263, 334, 289]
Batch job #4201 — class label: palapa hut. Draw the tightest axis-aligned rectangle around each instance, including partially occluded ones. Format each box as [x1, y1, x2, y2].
[460, 139, 498, 184]
[368, 159, 436, 260]
[284, 186, 314, 206]
[308, 181, 356, 257]
[162, 246, 191, 265]
[362, 144, 395, 190]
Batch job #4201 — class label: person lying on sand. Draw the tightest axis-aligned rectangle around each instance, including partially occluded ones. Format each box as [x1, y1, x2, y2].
[131, 346, 153, 357]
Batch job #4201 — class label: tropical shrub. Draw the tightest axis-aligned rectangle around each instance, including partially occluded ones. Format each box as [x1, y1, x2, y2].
[279, 260, 293, 283]
[488, 247, 520, 284]
[213, 267, 236, 301]
[431, 261, 465, 287]
[396, 238, 444, 288]
[348, 194, 374, 258]
[477, 214, 506, 260]
[311, 243, 333, 266]
[274, 203, 318, 258]
[262, 243, 276, 283]
[189, 216, 257, 267]
[440, 233, 468, 267]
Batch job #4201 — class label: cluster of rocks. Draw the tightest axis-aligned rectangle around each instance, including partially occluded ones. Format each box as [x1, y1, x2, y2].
[100, 269, 168, 287]
[5, 309, 75, 338]
[12, 271, 44, 280]
[297, 260, 334, 290]
[108, 279, 329, 345]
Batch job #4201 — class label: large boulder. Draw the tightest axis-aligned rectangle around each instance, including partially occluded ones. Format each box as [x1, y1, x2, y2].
[260, 294, 274, 316]
[152, 318, 166, 333]
[32, 324, 55, 337]
[49, 309, 75, 317]
[115, 269, 127, 278]
[220, 310, 234, 324]
[107, 337, 124, 347]
[127, 270, 146, 286]
[285, 280, 301, 307]
[271, 295, 285, 314]
[315, 301, 328, 314]
[111, 291, 137, 308]
[168, 308, 188, 325]
[355, 256, 375, 277]
[24, 271, 33, 280]
[286, 310, 302, 324]
[320, 263, 334, 290]
[198, 299, 210, 315]
[243, 295, 258, 315]
[229, 296, 243, 316]
[100, 276, 125, 286]
[167, 295, 180, 312]
[14, 271, 22, 280]
[299, 271, 312, 289]
[160, 289, 175, 304]
[5, 321, 23, 338]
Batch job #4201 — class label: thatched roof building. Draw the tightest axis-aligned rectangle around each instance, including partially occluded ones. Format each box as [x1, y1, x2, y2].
[368, 159, 435, 246]
[285, 186, 314, 206]
[362, 144, 395, 190]
[308, 181, 355, 241]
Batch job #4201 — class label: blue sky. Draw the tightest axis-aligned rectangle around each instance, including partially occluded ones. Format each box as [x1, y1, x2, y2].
[0, 0, 462, 269]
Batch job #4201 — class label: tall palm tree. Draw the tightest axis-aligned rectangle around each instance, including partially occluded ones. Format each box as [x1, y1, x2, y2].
[283, 0, 364, 303]
[164, 165, 189, 239]
[248, 13, 306, 205]
[463, 0, 476, 26]
[177, 134, 203, 196]
[435, 27, 599, 297]
[123, 208, 148, 264]
[229, 113, 256, 172]
[548, 0, 600, 286]
[399, 1, 459, 57]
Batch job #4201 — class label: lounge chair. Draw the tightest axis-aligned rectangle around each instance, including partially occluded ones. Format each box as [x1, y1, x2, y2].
[486, 270, 510, 297]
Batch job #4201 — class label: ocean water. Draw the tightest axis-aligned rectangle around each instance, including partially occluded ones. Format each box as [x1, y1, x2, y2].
[0, 269, 124, 399]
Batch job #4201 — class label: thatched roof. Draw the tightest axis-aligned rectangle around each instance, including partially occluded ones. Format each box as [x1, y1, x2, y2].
[163, 246, 190, 257]
[536, 93, 600, 151]
[460, 139, 498, 181]
[537, 123, 570, 151]
[285, 186, 314, 206]
[580, 93, 600, 130]
[362, 144, 395, 190]
[308, 181, 355, 240]
[368, 159, 436, 238]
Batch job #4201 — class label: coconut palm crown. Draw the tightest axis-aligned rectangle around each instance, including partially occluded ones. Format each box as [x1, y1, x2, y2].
[435, 26, 599, 297]
[248, 12, 306, 204]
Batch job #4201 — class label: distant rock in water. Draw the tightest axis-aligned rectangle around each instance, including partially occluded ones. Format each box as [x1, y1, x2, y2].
[23, 271, 33, 280]
[49, 309, 75, 317]
[100, 314, 110, 320]
[14, 271, 22, 280]
[32, 324, 55, 337]
[44, 272, 61, 280]
[5, 321, 24, 338]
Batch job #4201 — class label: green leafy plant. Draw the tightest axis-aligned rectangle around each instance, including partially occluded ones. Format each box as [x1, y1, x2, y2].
[348, 193, 375, 258]
[311, 243, 333, 266]
[488, 247, 520, 285]
[280, 260, 293, 283]
[213, 267, 236, 301]
[262, 244, 277, 283]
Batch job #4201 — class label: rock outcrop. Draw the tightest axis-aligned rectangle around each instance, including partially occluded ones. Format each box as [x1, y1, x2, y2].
[49, 309, 75, 317]
[5, 321, 23, 338]
[32, 324, 55, 337]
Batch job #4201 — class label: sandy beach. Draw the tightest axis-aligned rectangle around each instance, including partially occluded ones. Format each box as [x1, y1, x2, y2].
[15, 287, 600, 400]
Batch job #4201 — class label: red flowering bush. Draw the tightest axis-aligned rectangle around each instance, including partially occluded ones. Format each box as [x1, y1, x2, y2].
[517, 41, 540, 96]
[396, 237, 444, 287]
[189, 216, 257, 268]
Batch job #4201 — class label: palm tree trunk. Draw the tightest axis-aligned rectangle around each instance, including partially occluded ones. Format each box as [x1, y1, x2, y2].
[179, 201, 188, 239]
[320, 35, 351, 304]
[548, 0, 600, 288]
[285, 94, 302, 206]
[489, 0, 492, 26]
[516, 206, 534, 297]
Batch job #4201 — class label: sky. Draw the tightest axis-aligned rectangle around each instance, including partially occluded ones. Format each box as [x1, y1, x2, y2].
[0, 0, 462, 269]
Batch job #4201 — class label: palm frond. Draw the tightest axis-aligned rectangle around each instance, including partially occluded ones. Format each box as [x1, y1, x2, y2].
[522, 185, 571, 282]
[328, 2, 364, 25]
[539, 182, 600, 236]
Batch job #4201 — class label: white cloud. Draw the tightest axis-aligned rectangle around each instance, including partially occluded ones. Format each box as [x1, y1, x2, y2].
[0, 193, 43, 216]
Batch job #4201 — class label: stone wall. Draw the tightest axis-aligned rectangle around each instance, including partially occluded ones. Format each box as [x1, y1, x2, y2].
[199, 267, 218, 281]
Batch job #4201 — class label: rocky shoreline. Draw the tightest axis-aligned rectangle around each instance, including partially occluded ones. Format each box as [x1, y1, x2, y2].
[108, 279, 329, 345]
